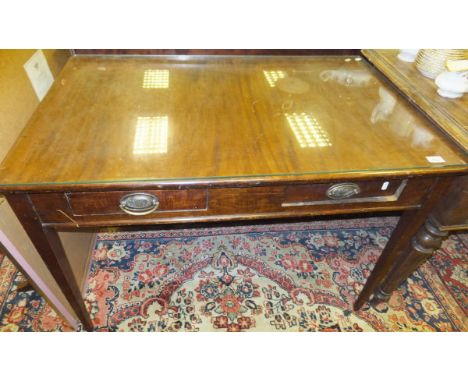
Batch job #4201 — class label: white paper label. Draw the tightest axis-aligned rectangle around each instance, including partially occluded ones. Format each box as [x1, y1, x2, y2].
[381, 181, 389, 191]
[426, 156, 446, 164]
[23, 50, 54, 101]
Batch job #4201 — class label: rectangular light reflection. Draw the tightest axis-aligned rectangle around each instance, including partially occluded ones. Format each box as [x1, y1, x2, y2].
[133, 116, 168, 154]
[263, 70, 286, 87]
[285, 113, 332, 148]
[142, 69, 169, 88]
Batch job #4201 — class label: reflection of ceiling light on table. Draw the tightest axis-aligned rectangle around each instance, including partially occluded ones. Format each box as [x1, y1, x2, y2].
[285, 112, 332, 148]
[263, 70, 286, 87]
[133, 116, 168, 154]
[142, 69, 169, 88]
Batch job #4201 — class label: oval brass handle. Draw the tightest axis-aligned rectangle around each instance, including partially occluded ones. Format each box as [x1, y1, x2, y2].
[326, 183, 360, 200]
[119, 193, 159, 215]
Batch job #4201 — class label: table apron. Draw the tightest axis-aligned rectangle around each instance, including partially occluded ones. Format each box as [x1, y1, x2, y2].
[24, 177, 435, 228]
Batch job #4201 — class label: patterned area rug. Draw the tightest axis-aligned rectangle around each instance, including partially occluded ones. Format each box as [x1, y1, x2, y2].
[0, 217, 467, 331]
[0, 255, 73, 332]
[429, 234, 468, 315]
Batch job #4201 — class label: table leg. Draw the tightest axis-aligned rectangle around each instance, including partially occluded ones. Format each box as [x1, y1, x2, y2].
[354, 177, 453, 310]
[7, 194, 94, 331]
[370, 215, 448, 305]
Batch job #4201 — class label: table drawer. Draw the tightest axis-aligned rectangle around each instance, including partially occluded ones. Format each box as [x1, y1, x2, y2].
[66, 189, 207, 216]
[209, 178, 413, 214]
[29, 177, 432, 227]
[283, 179, 405, 206]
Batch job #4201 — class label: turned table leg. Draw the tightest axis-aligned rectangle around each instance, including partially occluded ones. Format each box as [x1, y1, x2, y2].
[7, 194, 94, 331]
[368, 175, 468, 305]
[370, 215, 448, 305]
[354, 177, 454, 310]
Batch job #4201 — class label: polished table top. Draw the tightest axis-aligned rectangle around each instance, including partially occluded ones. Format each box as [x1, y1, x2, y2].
[0, 55, 466, 189]
[363, 49, 468, 151]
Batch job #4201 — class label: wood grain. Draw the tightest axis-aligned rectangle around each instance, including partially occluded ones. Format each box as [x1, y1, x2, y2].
[73, 49, 361, 56]
[27, 177, 435, 228]
[67, 189, 207, 215]
[0, 55, 466, 191]
[362, 49, 468, 151]
[431, 175, 468, 230]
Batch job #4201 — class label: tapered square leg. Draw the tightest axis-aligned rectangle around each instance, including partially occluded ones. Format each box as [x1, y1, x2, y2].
[7, 194, 94, 331]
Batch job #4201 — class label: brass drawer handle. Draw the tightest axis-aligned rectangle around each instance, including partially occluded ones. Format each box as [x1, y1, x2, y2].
[326, 183, 361, 200]
[119, 193, 159, 215]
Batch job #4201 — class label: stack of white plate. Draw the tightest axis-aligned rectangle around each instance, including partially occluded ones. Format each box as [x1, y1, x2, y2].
[415, 49, 468, 79]
[435, 71, 468, 98]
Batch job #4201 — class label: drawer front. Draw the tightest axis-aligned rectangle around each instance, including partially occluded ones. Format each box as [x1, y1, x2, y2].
[29, 177, 433, 227]
[67, 189, 208, 216]
[283, 179, 405, 206]
[208, 179, 421, 215]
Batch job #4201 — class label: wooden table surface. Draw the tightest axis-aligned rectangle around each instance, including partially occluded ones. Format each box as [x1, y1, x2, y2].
[0, 55, 466, 190]
[362, 49, 468, 151]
